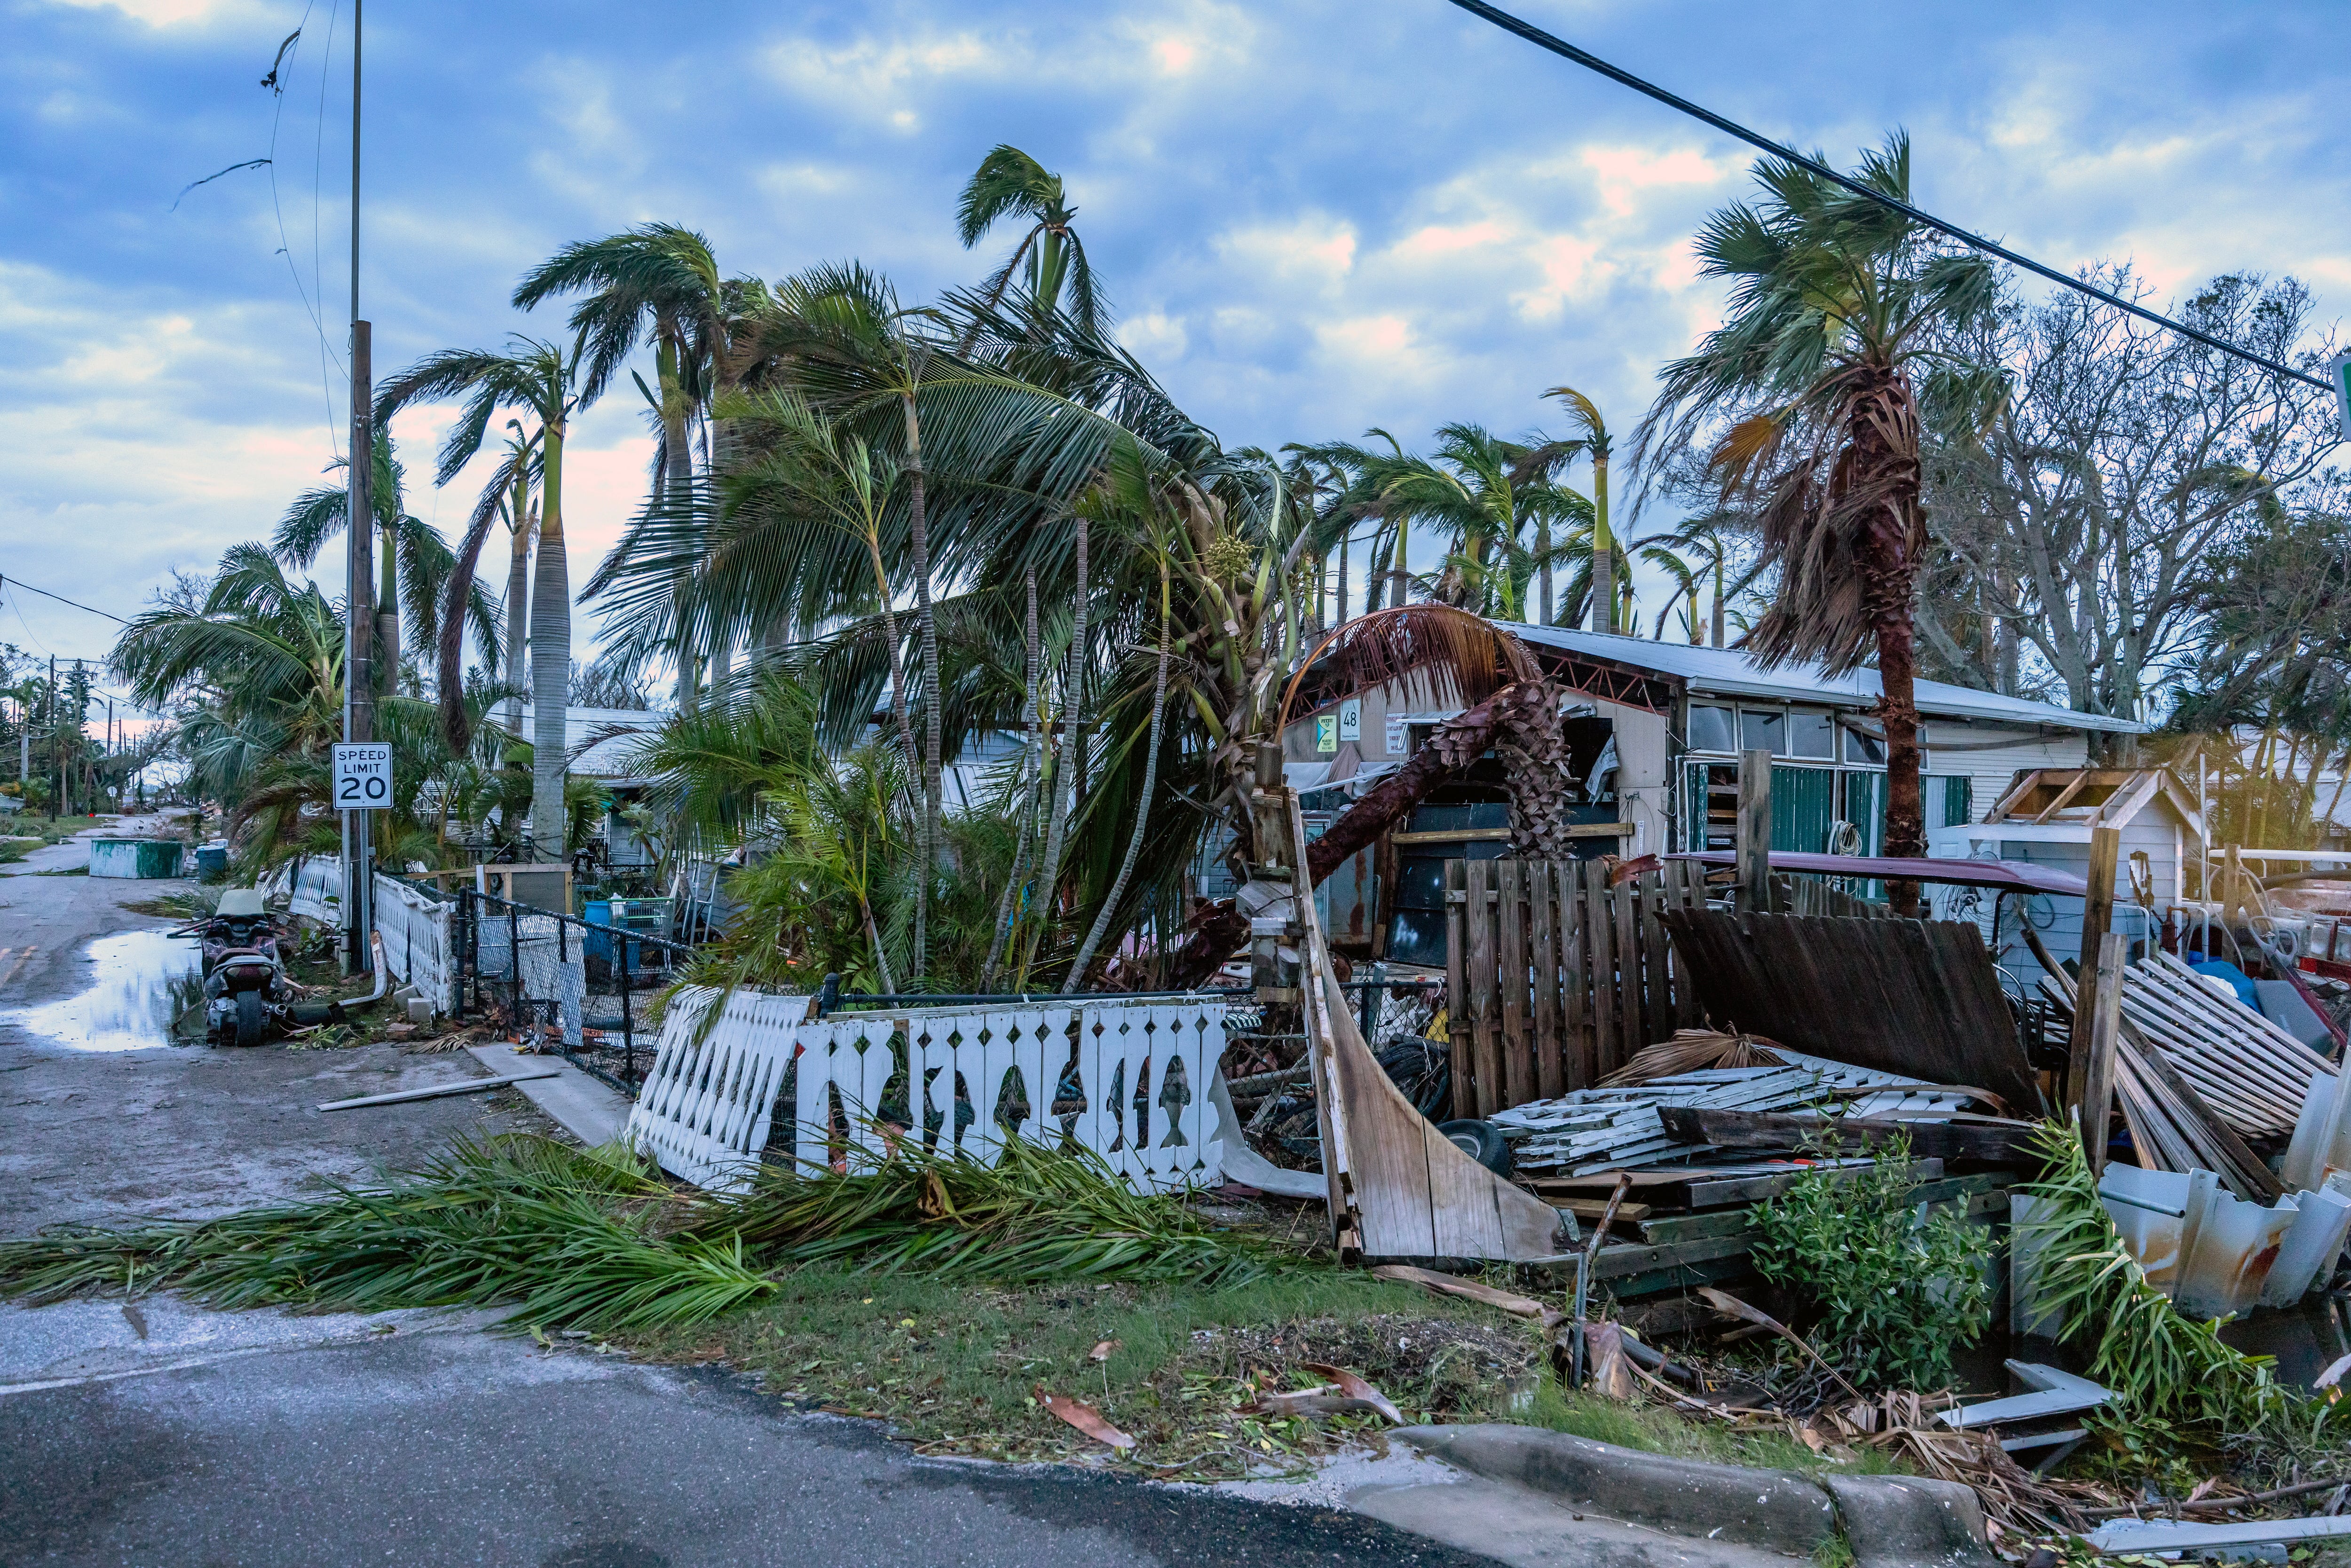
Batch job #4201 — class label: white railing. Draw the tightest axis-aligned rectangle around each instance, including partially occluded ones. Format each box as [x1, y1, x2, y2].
[374, 874, 458, 1017]
[623, 989, 1228, 1196]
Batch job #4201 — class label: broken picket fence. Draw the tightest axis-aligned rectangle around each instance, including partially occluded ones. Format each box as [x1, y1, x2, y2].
[623, 987, 1230, 1196]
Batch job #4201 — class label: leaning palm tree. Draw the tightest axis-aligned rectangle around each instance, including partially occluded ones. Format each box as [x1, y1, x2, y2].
[376, 334, 597, 860]
[956, 145, 1106, 338]
[1543, 385, 1618, 633]
[1637, 132, 2001, 909]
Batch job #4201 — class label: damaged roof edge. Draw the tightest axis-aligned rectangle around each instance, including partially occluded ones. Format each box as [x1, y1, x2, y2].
[1499, 622, 2150, 735]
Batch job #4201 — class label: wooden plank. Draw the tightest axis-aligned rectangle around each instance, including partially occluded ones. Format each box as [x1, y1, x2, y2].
[1612, 876, 1641, 1067]
[1737, 749, 1774, 914]
[1636, 1174, 2008, 1243]
[2075, 930, 2126, 1174]
[1444, 859, 1473, 1120]
[1682, 1158, 1943, 1209]
[1464, 858, 1499, 1119]
[2074, 822, 2121, 1022]
[1290, 797, 1564, 1263]
[1585, 859, 1615, 1083]
[1561, 862, 1591, 1092]
[1639, 872, 1671, 1047]
[1498, 859, 1533, 1110]
[1529, 859, 1562, 1101]
[1602, 1254, 1762, 1300]
[1657, 1107, 2041, 1164]
[1591, 1231, 1755, 1283]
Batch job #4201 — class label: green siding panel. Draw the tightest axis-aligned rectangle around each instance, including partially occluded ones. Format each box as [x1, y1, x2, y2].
[1771, 766, 1837, 855]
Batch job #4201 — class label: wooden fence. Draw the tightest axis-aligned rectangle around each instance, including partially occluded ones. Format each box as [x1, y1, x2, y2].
[1444, 858, 1714, 1118]
[1442, 860, 1895, 1119]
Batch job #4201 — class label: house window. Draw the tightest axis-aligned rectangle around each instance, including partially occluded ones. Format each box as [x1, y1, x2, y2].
[1844, 726, 1885, 764]
[1688, 704, 1734, 753]
[1788, 709, 1835, 759]
[1740, 708, 1785, 756]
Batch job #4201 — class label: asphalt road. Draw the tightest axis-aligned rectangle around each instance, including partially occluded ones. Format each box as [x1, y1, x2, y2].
[0, 1298, 1492, 1568]
[0, 821, 1501, 1568]
[0, 815, 550, 1237]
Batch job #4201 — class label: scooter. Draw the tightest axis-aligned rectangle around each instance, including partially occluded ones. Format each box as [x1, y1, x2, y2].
[189, 889, 292, 1046]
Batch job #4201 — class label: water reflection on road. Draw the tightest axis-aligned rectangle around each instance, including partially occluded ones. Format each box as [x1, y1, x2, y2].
[8, 930, 204, 1051]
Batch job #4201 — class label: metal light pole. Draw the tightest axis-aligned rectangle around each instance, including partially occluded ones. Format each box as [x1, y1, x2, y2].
[341, 0, 376, 972]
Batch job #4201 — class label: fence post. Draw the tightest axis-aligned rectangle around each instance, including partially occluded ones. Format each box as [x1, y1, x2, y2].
[1737, 749, 1774, 914]
[618, 928, 634, 1086]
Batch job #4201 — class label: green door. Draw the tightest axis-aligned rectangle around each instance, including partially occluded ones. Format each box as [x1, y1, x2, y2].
[1770, 766, 1837, 854]
[1844, 771, 1886, 855]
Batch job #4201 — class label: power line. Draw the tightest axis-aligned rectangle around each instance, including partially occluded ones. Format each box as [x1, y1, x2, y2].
[0, 575, 129, 624]
[1441, 0, 2334, 394]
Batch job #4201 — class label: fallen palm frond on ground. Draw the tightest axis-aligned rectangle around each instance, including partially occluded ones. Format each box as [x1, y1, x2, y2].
[0, 1134, 1282, 1330]
[0, 1137, 770, 1330]
[1599, 1029, 1784, 1086]
[2017, 1122, 2300, 1437]
[728, 1135, 1281, 1287]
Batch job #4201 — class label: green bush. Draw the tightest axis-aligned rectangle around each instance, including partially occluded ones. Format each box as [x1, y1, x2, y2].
[1749, 1136, 1992, 1391]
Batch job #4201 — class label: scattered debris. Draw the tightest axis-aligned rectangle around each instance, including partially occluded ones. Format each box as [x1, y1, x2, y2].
[315, 1069, 559, 1112]
[1035, 1388, 1136, 1450]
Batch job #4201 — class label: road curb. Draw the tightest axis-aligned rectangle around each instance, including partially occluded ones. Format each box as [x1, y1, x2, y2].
[1392, 1425, 1998, 1568]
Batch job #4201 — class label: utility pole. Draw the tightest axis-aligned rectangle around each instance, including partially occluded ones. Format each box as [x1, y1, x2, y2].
[46, 655, 57, 823]
[341, 0, 376, 973]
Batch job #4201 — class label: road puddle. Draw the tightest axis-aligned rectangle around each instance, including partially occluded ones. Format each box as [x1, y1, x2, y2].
[9, 930, 204, 1051]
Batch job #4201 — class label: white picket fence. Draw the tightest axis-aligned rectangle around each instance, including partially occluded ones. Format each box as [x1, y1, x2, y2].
[280, 858, 458, 1018]
[623, 988, 1229, 1196]
[375, 874, 459, 1016]
[287, 856, 342, 923]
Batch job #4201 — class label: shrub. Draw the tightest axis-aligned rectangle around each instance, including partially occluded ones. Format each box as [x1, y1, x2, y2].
[1749, 1135, 1992, 1391]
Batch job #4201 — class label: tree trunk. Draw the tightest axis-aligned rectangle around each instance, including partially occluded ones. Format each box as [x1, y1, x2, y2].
[1711, 555, 1725, 647]
[1591, 453, 1615, 634]
[1852, 372, 1928, 914]
[904, 389, 938, 981]
[983, 569, 1043, 987]
[1388, 521, 1408, 609]
[1538, 515, 1554, 626]
[1022, 516, 1088, 981]
[529, 419, 571, 861]
[1066, 558, 1170, 991]
[504, 483, 532, 738]
[659, 338, 699, 717]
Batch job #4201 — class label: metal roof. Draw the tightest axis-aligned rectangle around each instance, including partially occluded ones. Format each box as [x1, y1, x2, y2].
[1501, 622, 2147, 734]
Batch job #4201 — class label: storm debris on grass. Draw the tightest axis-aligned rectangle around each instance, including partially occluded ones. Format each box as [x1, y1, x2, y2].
[627, 1269, 1545, 1478]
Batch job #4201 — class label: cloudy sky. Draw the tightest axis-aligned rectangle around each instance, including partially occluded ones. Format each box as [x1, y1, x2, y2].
[5, 0, 2347, 708]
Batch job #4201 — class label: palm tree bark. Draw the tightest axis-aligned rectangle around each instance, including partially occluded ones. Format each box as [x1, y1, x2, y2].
[1854, 368, 1927, 912]
[529, 418, 571, 859]
[983, 569, 1043, 986]
[504, 480, 531, 735]
[903, 388, 938, 981]
[1065, 559, 1171, 991]
[1022, 516, 1088, 981]
[1591, 451, 1615, 634]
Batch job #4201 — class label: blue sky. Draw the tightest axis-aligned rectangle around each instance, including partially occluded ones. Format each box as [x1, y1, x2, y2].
[4, 0, 2347, 693]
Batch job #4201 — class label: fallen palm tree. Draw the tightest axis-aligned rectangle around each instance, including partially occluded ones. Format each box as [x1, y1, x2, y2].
[0, 1133, 1280, 1331]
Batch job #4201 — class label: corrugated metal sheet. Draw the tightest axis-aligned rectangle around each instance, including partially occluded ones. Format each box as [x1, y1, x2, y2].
[1488, 1049, 1967, 1175]
[2095, 1163, 2351, 1319]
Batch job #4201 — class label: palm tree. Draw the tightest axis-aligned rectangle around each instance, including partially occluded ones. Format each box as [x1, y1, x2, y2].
[376, 334, 598, 860]
[495, 419, 540, 733]
[956, 145, 1106, 338]
[1543, 386, 1618, 633]
[513, 224, 731, 707]
[1638, 132, 2001, 908]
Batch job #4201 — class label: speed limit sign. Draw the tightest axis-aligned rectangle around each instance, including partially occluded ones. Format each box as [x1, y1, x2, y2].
[332, 743, 393, 810]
